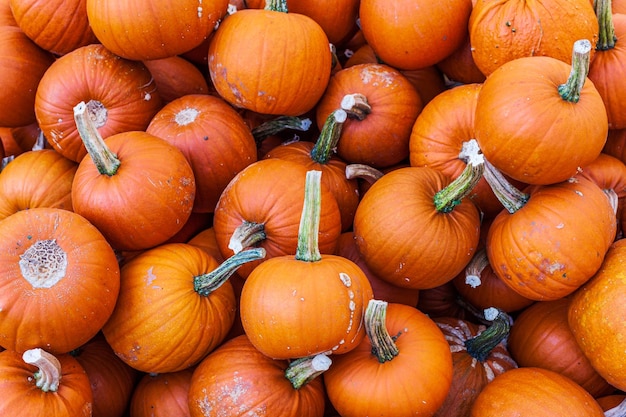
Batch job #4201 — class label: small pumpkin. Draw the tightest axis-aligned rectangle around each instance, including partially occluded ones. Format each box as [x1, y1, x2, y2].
[130, 368, 194, 417]
[142, 56, 210, 103]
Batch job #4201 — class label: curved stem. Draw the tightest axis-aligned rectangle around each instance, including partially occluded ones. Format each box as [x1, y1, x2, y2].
[365, 299, 399, 363]
[341, 93, 372, 121]
[482, 158, 529, 213]
[596, 0, 617, 50]
[73, 101, 120, 176]
[558, 39, 593, 103]
[251, 116, 312, 144]
[464, 247, 490, 288]
[228, 221, 266, 254]
[22, 348, 62, 392]
[464, 308, 512, 362]
[295, 170, 322, 262]
[194, 248, 266, 296]
[264, 0, 287, 12]
[310, 109, 347, 164]
[284, 354, 332, 390]
[434, 138, 484, 213]
[345, 163, 385, 184]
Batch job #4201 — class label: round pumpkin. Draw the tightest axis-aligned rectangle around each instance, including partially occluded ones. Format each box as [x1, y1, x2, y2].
[142, 56, 210, 103]
[130, 368, 193, 417]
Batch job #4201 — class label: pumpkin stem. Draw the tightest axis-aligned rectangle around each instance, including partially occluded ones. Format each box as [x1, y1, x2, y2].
[194, 247, 266, 296]
[345, 163, 385, 184]
[341, 93, 372, 121]
[463, 247, 490, 289]
[264, 0, 287, 12]
[604, 188, 619, 215]
[228, 221, 266, 254]
[596, 0, 617, 50]
[22, 348, 62, 392]
[310, 109, 347, 164]
[295, 170, 323, 262]
[251, 116, 312, 144]
[557, 39, 593, 103]
[365, 299, 399, 363]
[605, 398, 626, 417]
[482, 157, 529, 213]
[464, 307, 512, 362]
[73, 101, 121, 176]
[434, 138, 485, 213]
[284, 354, 332, 390]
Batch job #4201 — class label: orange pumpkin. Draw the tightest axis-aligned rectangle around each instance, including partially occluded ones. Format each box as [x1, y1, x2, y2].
[130, 368, 194, 417]
[142, 56, 210, 103]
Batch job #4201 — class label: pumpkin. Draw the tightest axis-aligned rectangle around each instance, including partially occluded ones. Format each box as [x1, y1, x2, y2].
[417, 281, 472, 321]
[102, 243, 263, 373]
[0, 207, 120, 353]
[130, 368, 194, 417]
[240, 171, 373, 359]
[436, 32, 487, 85]
[568, 238, 626, 391]
[469, 367, 604, 416]
[0, 149, 78, 220]
[433, 309, 518, 417]
[188, 334, 328, 417]
[86, 0, 229, 60]
[0, 348, 93, 416]
[283, 0, 360, 46]
[315, 63, 423, 168]
[212, 158, 342, 279]
[486, 175, 617, 301]
[146, 93, 257, 213]
[353, 140, 483, 290]
[588, 0, 626, 129]
[34, 43, 162, 163]
[142, 56, 210, 103]
[597, 395, 626, 412]
[1, 0, 17, 26]
[474, 39, 608, 185]
[0, 122, 43, 157]
[359, 0, 472, 70]
[9, 0, 97, 55]
[71, 101, 196, 251]
[469, 0, 599, 76]
[208, 0, 332, 116]
[323, 300, 453, 417]
[71, 334, 139, 417]
[0, 25, 54, 127]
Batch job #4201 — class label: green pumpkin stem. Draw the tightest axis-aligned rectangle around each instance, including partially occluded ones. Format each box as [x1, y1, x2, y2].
[558, 39, 593, 103]
[341, 93, 372, 121]
[482, 157, 529, 214]
[345, 163, 385, 184]
[265, 0, 287, 12]
[310, 109, 347, 164]
[596, 0, 617, 50]
[251, 116, 312, 144]
[295, 170, 323, 262]
[365, 299, 399, 363]
[22, 348, 62, 392]
[228, 221, 266, 254]
[194, 247, 266, 296]
[464, 307, 512, 362]
[73, 101, 120, 176]
[285, 354, 332, 390]
[434, 138, 485, 213]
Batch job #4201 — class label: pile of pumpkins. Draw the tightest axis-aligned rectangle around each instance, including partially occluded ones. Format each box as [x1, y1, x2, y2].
[1, 0, 626, 415]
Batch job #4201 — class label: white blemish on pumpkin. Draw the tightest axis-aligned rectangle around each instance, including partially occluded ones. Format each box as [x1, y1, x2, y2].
[300, 297, 305, 301]
[292, 289, 297, 296]
[466, 274, 482, 288]
[146, 266, 157, 285]
[19, 239, 67, 288]
[547, 262, 565, 274]
[197, 6, 203, 18]
[175, 107, 200, 126]
[556, 223, 564, 229]
[57, 118, 63, 123]
[144, 92, 152, 101]
[575, 191, 584, 197]
[359, 67, 395, 87]
[339, 272, 352, 287]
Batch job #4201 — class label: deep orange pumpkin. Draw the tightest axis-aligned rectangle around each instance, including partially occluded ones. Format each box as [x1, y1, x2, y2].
[283, 0, 360, 46]
[142, 57, 210, 104]
[208, 1, 331, 116]
[130, 368, 194, 417]
[0, 207, 120, 354]
[0, 122, 43, 157]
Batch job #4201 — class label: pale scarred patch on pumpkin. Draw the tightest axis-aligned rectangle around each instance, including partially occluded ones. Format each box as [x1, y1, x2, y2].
[19, 239, 67, 288]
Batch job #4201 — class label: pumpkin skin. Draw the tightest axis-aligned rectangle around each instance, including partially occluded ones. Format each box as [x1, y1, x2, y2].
[86, 0, 229, 60]
[130, 368, 193, 417]
[359, 0, 472, 70]
[285, 0, 360, 46]
[486, 176, 617, 301]
[469, 367, 604, 417]
[0, 208, 120, 354]
[474, 54, 608, 185]
[71, 131, 196, 252]
[568, 238, 626, 391]
[0, 349, 93, 416]
[0, 149, 78, 221]
[0, 25, 54, 127]
[208, 7, 332, 116]
[34, 43, 163, 163]
[146, 94, 257, 213]
[0, 122, 43, 157]
[469, 0, 599, 76]
[508, 298, 613, 398]
[188, 334, 326, 417]
[9, 0, 98, 55]
[142, 57, 210, 104]
[353, 166, 481, 290]
[323, 303, 453, 417]
[102, 243, 236, 373]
